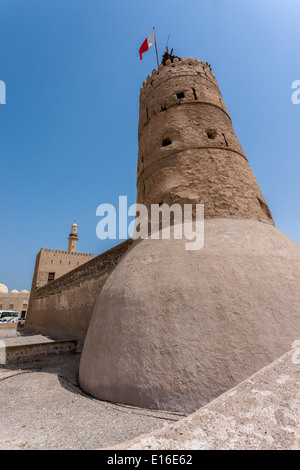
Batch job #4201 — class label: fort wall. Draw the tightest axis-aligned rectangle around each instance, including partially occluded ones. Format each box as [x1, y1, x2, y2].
[25, 239, 133, 344]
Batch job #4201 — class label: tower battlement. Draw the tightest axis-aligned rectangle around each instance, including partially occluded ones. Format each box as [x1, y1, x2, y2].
[41, 248, 93, 256]
[141, 57, 217, 93]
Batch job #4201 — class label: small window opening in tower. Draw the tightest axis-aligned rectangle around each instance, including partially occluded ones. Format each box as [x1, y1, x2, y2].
[176, 92, 185, 99]
[48, 272, 55, 282]
[162, 137, 172, 147]
[192, 88, 197, 100]
[207, 130, 217, 139]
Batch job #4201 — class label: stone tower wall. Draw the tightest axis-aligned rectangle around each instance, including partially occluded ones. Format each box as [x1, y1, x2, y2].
[137, 57, 274, 224]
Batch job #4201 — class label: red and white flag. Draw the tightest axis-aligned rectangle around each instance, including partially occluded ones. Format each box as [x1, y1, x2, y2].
[139, 29, 155, 60]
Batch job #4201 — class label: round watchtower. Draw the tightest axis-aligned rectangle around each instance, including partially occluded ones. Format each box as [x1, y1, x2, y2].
[137, 57, 273, 224]
[79, 58, 299, 414]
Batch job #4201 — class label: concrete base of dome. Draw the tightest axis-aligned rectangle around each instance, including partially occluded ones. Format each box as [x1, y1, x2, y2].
[79, 218, 300, 413]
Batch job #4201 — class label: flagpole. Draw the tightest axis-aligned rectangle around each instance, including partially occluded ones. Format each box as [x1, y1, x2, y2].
[153, 27, 159, 69]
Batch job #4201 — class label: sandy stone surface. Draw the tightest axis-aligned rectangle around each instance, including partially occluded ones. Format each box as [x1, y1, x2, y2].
[111, 350, 300, 450]
[0, 353, 182, 450]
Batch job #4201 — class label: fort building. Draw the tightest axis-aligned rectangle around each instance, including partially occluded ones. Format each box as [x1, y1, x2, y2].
[26, 223, 94, 339]
[0, 284, 30, 318]
[29, 222, 93, 291]
[26, 56, 300, 414]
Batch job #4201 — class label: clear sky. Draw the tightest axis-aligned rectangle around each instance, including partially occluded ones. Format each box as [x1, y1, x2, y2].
[0, 0, 299, 291]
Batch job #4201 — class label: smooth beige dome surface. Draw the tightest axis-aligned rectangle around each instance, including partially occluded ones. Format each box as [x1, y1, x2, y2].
[10, 289, 19, 294]
[0, 284, 8, 294]
[20, 290, 29, 293]
[79, 218, 300, 413]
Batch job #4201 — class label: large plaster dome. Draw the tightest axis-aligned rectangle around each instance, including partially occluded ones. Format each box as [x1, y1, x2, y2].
[0, 284, 8, 294]
[79, 218, 300, 413]
[10, 289, 19, 294]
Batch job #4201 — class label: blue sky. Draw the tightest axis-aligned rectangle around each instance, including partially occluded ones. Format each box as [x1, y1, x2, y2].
[0, 0, 299, 290]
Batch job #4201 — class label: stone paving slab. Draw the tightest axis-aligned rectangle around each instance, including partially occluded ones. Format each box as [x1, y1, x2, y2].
[0, 334, 77, 365]
[110, 350, 300, 450]
[2, 335, 54, 347]
[0, 354, 181, 449]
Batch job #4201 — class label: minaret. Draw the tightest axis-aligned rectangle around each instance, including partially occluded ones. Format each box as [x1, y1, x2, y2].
[67, 222, 78, 253]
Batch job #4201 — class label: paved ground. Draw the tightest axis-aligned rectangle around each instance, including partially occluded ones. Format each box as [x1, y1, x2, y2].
[0, 353, 184, 450]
